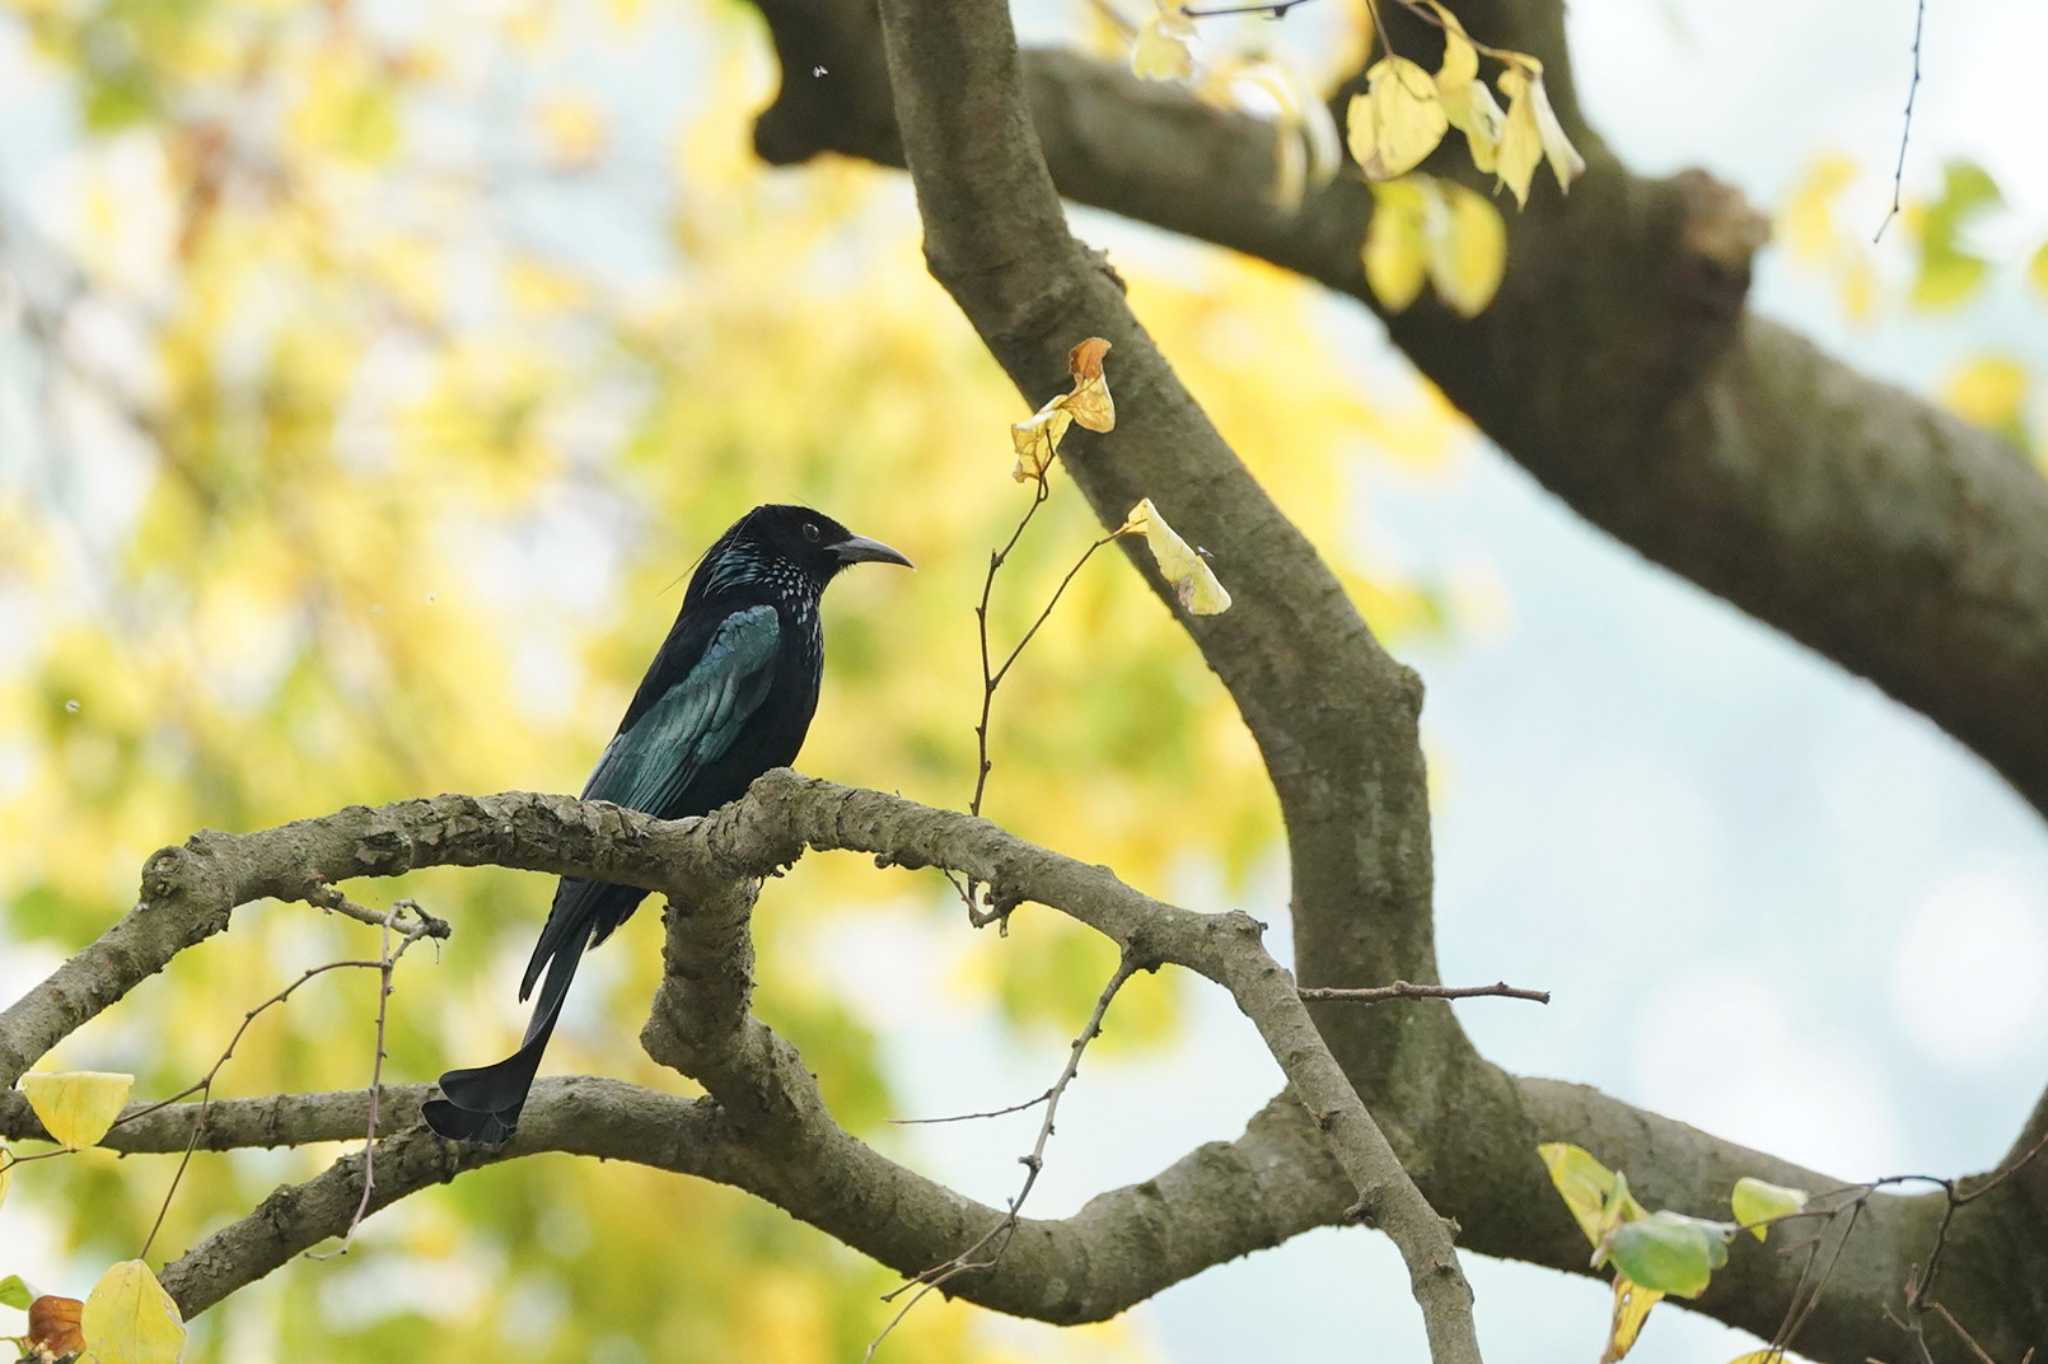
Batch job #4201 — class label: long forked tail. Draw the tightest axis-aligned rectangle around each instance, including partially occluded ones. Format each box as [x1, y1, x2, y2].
[422, 914, 595, 1144]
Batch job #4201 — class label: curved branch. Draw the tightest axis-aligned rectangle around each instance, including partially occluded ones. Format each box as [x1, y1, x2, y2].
[0, 783, 1402, 1327]
[6, 782, 2041, 1351]
[106, 1079, 1354, 1323]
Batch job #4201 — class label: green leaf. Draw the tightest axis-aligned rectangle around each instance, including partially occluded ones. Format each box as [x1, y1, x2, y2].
[1731, 1176, 1810, 1242]
[1910, 159, 2003, 313]
[1912, 249, 1989, 311]
[0, 1274, 35, 1310]
[1604, 1211, 1735, 1299]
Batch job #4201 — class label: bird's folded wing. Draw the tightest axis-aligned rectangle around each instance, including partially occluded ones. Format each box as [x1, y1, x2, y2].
[580, 602, 782, 816]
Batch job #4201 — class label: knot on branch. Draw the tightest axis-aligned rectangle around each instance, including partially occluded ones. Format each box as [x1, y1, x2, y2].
[142, 839, 234, 936]
[1672, 168, 1769, 319]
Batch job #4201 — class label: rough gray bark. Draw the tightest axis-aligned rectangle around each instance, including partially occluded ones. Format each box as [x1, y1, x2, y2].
[0, 778, 1468, 1350]
[747, 0, 2048, 823]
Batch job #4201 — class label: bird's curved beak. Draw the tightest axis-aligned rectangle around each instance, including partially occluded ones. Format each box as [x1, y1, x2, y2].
[833, 534, 913, 569]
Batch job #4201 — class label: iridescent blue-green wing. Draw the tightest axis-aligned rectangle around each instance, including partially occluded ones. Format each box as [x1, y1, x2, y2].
[579, 603, 781, 818]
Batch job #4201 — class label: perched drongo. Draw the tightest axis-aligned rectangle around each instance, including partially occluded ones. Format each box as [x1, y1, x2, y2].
[423, 504, 911, 1143]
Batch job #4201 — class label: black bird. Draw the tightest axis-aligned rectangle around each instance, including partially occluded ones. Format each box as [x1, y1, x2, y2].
[422, 504, 911, 1143]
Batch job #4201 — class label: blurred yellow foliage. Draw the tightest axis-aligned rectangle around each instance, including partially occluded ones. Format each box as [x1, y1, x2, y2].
[0, 1, 1457, 1359]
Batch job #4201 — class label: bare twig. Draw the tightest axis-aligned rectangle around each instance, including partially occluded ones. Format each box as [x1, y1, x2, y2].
[133, 958, 381, 1261]
[867, 957, 1139, 1358]
[1926, 1301, 1999, 1364]
[1301, 979, 1549, 1005]
[309, 899, 431, 1257]
[969, 470, 1053, 821]
[889, 1089, 1053, 1125]
[304, 884, 452, 942]
[1873, 0, 1926, 243]
[954, 464, 1119, 933]
[130, 895, 440, 1262]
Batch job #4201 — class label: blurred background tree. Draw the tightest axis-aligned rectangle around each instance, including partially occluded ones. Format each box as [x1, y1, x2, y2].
[0, 2, 1453, 1360]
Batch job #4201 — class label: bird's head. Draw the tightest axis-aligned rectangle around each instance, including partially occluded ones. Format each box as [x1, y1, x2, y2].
[692, 504, 912, 604]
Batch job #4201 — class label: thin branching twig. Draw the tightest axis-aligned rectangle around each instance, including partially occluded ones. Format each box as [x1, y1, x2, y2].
[1301, 979, 1549, 1005]
[889, 1089, 1053, 1125]
[950, 459, 1120, 932]
[1873, 0, 1926, 243]
[130, 894, 441, 1262]
[865, 956, 1140, 1358]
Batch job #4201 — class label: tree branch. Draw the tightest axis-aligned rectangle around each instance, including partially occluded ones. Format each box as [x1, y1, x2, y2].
[6, 782, 2041, 1352]
[745, 2, 2048, 824]
[863, 0, 1480, 1348]
[0, 783, 1423, 1328]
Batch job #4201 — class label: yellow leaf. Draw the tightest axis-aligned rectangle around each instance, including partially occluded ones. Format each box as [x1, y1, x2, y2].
[1602, 1273, 1664, 1362]
[0, 1143, 10, 1210]
[1537, 1142, 1645, 1248]
[1364, 179, 1431, 312]
[1008, 338, 1115, 480]
[1133, 3, 1195, 82]
[1347, 57, 1448, 180]
[1492, 68, 1542, 208]
[1122, 498, 1232, 615]
[1010, 404, 1073, 482]
[1426, 180, 1507, 317]
[1444, 79, 1506, 175]
[1496, 64, 1582, 203]
[1426, 0, 1479, 93]
[1065, 337, 1116, 433]
[1942, 356, 2027, 431]
[1780, 154, 1857, 264]
[82, 1260, 187, 1364]
[1526, 72, 1585, 193]
[1416, 2, 1502, 174]
[2031, 240, 2048, 299]
[20, 1071, 133, 1150]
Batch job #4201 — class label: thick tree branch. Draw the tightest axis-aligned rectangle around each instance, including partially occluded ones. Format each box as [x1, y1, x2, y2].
[6, 783, 2040, 1354]
[865, 0, 1478, 1354]
[2, 1078, 1359, 1324]
[746, 3, 2048, 823]
[0, 782, 1446, 1331]
[728, 4, 2048, 1356]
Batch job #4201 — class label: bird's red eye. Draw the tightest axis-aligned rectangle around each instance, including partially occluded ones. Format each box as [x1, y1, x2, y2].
[803, 522, 821, 543]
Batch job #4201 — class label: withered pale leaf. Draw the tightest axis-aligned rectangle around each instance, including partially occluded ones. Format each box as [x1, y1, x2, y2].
[1122, 498, 1231, 615]
[29, 1294, 87, 1357]
[1064, 337, 1115, 433]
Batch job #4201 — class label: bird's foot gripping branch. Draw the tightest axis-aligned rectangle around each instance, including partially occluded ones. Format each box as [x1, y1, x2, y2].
[0, 772, 1536, 1359]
